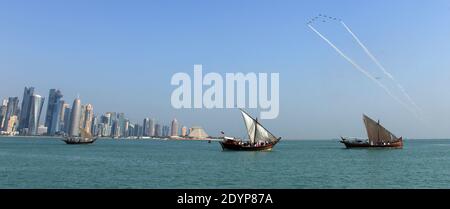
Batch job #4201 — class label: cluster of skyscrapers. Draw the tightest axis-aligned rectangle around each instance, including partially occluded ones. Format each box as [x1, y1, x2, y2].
[0, 86, 194, 138]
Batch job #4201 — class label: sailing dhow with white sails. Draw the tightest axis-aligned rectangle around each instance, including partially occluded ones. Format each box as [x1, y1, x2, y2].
[219, 109, 281, 151]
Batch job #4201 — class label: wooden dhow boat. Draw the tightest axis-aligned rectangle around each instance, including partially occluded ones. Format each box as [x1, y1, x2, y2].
[63, 129, 97, 145]
[340, 114, 403, 148]
[219, 109, 281, 151]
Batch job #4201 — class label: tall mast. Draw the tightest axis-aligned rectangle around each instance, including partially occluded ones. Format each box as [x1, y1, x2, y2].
[254, 118, 258, 145]
[377, 120, 380, 143]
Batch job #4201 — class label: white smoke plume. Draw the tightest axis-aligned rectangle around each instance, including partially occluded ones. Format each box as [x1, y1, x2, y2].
[308, 24, 420, 118]
[340, 21, 423, 115]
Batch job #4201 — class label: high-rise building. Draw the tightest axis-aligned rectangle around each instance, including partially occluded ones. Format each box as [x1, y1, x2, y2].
[68, 98, 81, 137]
[48, 99, 64, 135]
[171, 118, 179, 136]
[123, 120, 129, 137]
[101, 113, 111, 124]
[0, 103, 7, 130]
[82, 104, 94, 134]
[97, 123, 106, 137]
[162, 125, 170, 137]
[5, 115, 18, 134]
[27, 94, 45, 135]
[181, 126, 187, 137]
[117, 113, 125, 137]
[126, 121, 133, 137]
[63, 107, 71, 133]
[79, 104, 86, 131]
[101, 113, 112, 137]
[18, 87, 34, 131]
[3, 97, 19, 131]
[149, 118, 155, 136]
[135, 124, 143, 137]
[44, 89, 63, 131]
[59, 102, 69, 123]
[108, 112, 116, 125]
[91, 115, 98, 136]
[143, 118, 150, 136]
[59, 102, 69, 133]
[112, 120, 120, 138]
[154, 123, 161, 137]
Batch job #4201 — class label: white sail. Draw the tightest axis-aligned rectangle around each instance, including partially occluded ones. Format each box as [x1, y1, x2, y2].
[240, 109, 278, 144]
[255, 123, 278, 143]
[241, 110, 256, 144]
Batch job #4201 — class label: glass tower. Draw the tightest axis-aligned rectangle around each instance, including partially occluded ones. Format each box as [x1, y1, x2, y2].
[28, 95, 45, 135]
[18, 87, 34, 131]
[45, 89, 63, 133]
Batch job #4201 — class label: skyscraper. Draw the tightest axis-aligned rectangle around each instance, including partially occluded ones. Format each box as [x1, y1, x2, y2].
[181, 126, 187, 137]
[127, 122, 135, 137]
[171, 118, 179, 136]
[91, 115, 98, 136]
[79, 104, 85, 131]
[135, 124, 143, 137]
[27, 95, 45, 135]
[162, 125, 170, 137]
[68, 98, 81, 137]
[45, 89, 63, 131]
[154, 123, 161, 137]
[3, 97, 19, 131]
[97, 123, 106, 137]
[149, 118, 155, 136]
[82, 104, 94, 134]
[63, 107, 71, 133]
[112, 120, 120, 138]
[5, 115, 18, 134]
[4, 97, 19, 123]
[59, 102, 69, 133]
[117, 113, 125, 137]
[124, 120, 129, 137]
[102, 113, 112, 136]
[50, 100, 61, 135]
[47, 99, 64, 135]
[18, 87, 34, 131]
[143, 118, 150, 136]
[0, 102, 7, 130]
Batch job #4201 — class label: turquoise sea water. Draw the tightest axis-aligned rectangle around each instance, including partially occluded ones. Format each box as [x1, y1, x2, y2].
[0, 137, 450, 189]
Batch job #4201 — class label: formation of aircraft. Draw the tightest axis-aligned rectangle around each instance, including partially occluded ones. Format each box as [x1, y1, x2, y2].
[307, 14, 341, 25]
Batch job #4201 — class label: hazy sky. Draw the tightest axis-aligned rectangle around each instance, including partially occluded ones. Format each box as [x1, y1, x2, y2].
[1, 0, 450, 139]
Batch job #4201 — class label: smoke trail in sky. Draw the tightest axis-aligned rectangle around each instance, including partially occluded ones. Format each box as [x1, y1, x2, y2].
[340, 21, 423, 114]
[308, 24, 420, 118]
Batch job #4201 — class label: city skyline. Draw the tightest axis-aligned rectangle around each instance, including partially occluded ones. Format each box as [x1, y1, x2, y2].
[1, 0, 450, 139]
[0, 86, 195, 139]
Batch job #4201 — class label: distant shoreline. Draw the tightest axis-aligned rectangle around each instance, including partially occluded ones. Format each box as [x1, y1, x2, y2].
[0, 135, 448, 141]
[0, 135, 221, 141]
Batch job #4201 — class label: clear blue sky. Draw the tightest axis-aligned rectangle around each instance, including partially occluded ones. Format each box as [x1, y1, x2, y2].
[1, 0, 450, 139]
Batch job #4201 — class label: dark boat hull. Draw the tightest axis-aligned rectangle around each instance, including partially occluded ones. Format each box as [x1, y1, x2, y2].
[340, 137, 403, 148]
[219, 139, 280, 151]
[62, 138, 97, 145]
